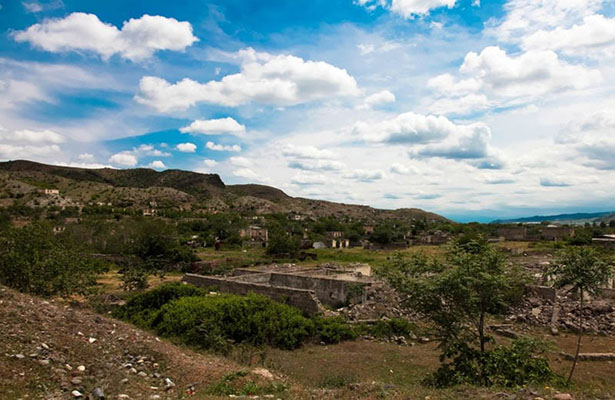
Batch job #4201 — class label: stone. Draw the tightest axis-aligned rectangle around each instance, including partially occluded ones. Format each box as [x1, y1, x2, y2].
[137, 371, 148, 377]
[71, 377, 82, 385]
[92, 388, 105, 399]
[76, 365, 86, 372]
[14, 354, 25, 359]
[252, 368, 274, 380]
[164, 378, 175, 390]
[71, 390, 83, 398]
[39, 359, 50, 366]
[553, 394, 573, 400]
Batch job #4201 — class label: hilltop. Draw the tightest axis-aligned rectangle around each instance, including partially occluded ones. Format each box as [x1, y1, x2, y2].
[0, 160, 447, 223]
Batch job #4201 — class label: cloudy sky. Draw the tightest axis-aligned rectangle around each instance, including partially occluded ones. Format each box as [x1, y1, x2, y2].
[1, 0, 614, 221]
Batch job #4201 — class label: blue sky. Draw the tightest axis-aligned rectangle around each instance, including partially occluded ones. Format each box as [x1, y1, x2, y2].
[1, 0, 614, 222]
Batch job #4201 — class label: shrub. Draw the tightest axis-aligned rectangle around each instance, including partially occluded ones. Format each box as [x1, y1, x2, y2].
[153, 293, 314, 350]
[357, 318, 416, 339]
[113, 282, 207, 326]
[428, 339, 558, 388]
[313, 316, 357, 344]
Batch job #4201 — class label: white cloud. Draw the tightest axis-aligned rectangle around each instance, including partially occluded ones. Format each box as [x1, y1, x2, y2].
[353, 112, 466, 144]
[233, 168, 259, 180]
[427, 46, 601, 113]
[556, 111, 615, 170]
[288, 159, 346, 171]
[203, 159, 218, 167]
[13, 12, 198, 62]
[491, 0, 604, 43]
[0, 128, 65, 144]
[22, 0, 63, 13]
[148, 160, 166, 170]
[135, 47, 360, 112]
[540, 177, 571, 187]
[180, 117, 246, 135]
[290, 172, 330, 186]
[78, 153, 94, 161]
[520, 14, 615, 59]
[108, 151, 137, 166]
[136, 144, 170, 157]
[229, 156, 252, 167]
[343, 169, 384, 182]
[356, 0, 458, 17]
[206, 141, 241, 152]
[390, 163, 416, 174]
[176, 142, 197, 153]
[281, 144, 337, 159]
[360, 90, 396, 109]
[0, 79, 49, 110]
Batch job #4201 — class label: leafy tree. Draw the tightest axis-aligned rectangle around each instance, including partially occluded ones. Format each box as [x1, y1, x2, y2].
[377, 239, 531, 386]
[266, 230, 300, 257]
[547, 246, 613, 384]
[0, 223, 107, 297]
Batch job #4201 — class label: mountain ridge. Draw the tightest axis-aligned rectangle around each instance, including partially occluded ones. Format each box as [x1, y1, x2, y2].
[0, 160, 448, 222]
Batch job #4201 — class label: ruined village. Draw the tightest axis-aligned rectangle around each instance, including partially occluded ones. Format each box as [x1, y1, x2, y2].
[0, 162, 614, 400]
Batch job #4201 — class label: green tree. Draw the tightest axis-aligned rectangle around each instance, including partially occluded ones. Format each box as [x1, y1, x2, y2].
[266, 230, 300, 257]
[0, 223, 107, 297]
[378, 239, 530, 386]
[547, 246, 613, 384]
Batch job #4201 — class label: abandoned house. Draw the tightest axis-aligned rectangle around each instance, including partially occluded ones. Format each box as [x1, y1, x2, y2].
[182, 264, 373, 315]
[497, 227, 528, 241]
[539, 227, 575, 241]
[240, 225, 269, 242]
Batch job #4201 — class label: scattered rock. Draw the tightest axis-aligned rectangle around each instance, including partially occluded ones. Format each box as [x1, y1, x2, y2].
[164, 377, 176, 390]
[253, 368, 274, 380]
[92, 387, 105, 399]
[553, 394, 573, 400]
[71, 389, 83, 398]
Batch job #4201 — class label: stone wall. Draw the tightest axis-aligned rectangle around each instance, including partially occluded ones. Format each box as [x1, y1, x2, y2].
[181, 273, 324, 316]
[268, 273, 369, 307]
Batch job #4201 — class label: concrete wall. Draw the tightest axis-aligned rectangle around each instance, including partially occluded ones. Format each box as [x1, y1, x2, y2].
[268, 273, 369, 307]
[182, 273, 324, 316]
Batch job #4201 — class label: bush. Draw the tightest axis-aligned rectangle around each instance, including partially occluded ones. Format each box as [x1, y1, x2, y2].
[428, 339, 559, 388]
[357, 318, 416, 339]
[152, 293, 313, 350]
[113, 282, 207, 326]
[313, 317, 357, 344]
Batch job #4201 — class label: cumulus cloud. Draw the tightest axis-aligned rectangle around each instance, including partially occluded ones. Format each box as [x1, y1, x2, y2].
[288, 159, 345, 172]
[557, 111, 615, 170]
[281, 144, 337, 159]
[520, 14, 615, 59]
[136, 144, 170, 157]
[492, 0, 604, 43]
[354, 112, 472, 144]
[359, 90, 396, 109]
[22, 0, 63, 13]
[176, 142, 196, 153]
[203, 159, 218, 167]
[206, 141, 241, 152]
[427, 46, 601, 113]
[356, 0, 458, 17]
[540, 177, 571, 187]
[109, 151, 137, 166]
[290, 172, 329, 186]
[78, 153, 94, 161]
[135, 47, 359, 112]
[390, 163, 416, 174]
[13, 12, 198, 62]
[233, 168, 259, 180]
[180, 117, 246, 135]
[148, 160, 166, 170]
[229, 156, 252, 167]
[0, 128, 65, 144]
[343, 169, 384, 182]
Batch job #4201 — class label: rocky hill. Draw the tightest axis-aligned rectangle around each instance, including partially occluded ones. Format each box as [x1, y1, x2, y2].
[0, 160, 448, 222]
[0, 285, 294, 399]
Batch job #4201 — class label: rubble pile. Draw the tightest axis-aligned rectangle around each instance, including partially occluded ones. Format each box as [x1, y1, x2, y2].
[337, 282, 420, 322]
[507, 294, 615, 335]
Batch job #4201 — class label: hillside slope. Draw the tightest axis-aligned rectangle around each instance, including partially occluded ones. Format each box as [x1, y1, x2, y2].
[0, 160, 448, 222]
[0, 286, 292, 399]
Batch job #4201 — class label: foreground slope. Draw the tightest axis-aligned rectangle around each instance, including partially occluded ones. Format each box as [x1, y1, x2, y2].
[0, 286, 289, 399]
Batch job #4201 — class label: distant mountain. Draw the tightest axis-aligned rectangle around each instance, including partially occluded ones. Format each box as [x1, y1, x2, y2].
[0, 160, 449, 223]
[491, 211, 615, 225]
